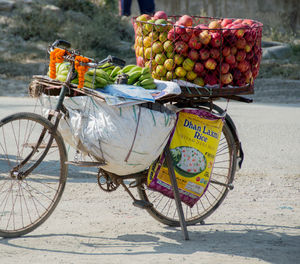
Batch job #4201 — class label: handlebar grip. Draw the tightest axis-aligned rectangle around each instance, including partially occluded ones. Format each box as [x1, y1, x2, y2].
[52, 39, 71, 49]
[108, 55, 126, 67]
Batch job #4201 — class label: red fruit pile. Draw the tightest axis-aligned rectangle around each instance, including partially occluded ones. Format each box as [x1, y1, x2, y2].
[133, 12, 263, 88]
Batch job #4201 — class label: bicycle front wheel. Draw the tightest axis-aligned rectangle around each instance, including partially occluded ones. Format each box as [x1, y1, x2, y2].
[0, 112, 68, 237]
[137, 117, 237, 226]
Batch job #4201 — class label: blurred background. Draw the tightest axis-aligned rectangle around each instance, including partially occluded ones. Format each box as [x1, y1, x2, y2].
[0, 0, 299, 98]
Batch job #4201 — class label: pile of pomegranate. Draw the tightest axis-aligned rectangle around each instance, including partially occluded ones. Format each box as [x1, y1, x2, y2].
[133, 11, 263, 88]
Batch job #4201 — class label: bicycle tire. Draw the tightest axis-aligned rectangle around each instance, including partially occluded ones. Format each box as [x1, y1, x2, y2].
[0, 112, 68, 237]
[137, 106, 237, 226]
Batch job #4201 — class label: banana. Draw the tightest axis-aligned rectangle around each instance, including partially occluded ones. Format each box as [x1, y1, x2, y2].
[139, 72, 152, 81]
[140, 77, 154, 86]
[121, 64, 137, 73]
[141, 67, 150, 75]
[95, 69, 110, 81]
[127, 71, 142, 85]
[84, 73, 94, 83]
[110, 66, 121, 78]
[56, 75, 67, 82]
[142, 83, 157, 90]
[127, 65, 142, 74]
[95, 76, 108, 86]
[59, 70, 69, 76]
[71, 78, 78, 84]
[84, 81, 96, 89]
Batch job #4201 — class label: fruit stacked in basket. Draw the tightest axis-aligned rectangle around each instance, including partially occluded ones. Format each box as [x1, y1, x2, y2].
[132, 11, 263, 90]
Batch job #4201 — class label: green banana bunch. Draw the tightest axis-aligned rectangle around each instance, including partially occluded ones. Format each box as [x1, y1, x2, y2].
[131, 67, 157, 89]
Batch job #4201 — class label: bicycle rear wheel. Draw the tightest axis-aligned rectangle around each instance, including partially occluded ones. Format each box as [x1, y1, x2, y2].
[137, 111, 237, 226]
[0, 112, 68, 237]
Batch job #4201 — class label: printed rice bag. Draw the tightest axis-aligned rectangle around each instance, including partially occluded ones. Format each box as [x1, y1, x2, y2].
[147, 108, 224, 207]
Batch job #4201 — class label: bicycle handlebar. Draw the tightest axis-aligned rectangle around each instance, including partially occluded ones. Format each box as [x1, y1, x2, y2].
[48, 39, 126, 68]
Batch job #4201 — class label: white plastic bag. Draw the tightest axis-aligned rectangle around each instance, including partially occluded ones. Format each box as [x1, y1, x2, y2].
[41, 95, 176, 175]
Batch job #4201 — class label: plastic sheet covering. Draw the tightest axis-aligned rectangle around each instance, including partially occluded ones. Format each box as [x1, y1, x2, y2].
[40, 95, 176, 175]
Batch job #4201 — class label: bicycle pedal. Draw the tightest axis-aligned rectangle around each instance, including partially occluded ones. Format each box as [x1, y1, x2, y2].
[132, 200, 153, 209]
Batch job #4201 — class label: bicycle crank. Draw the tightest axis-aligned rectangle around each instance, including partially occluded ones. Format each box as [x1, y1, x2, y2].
[97, 169, 119, 192]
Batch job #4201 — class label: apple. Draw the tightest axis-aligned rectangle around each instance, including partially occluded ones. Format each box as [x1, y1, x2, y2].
[152, 41, 164, 54]
[225, 34, 237, 46]
[143, 36, 152, 48]
[210, 48, 220, 60]
[175, 41, 188, 54]
[237, 60, 250, 72]
[188, 36, 202, 49]
[136, 14, 151, 22]
[159, 31, 168, 42]
[246, 50, 254, 60]
[186, 71, 197, 81]
[164, 58, 175, 71]
[175, 26, 186, 35]
[155, 19, 168, 32]
[175, 66, 187, 78]
[231, 46, 237, 55]
[155, 53, 167, 65]
[222, 46, 231, 57]
[167, 28, 178, 41]
[166, 51, 173, 59]
[144, 19, 155, 33]
[244, 43, 252, 53]
[236, 50, 246, 61]
[235, 75, 246, 86]
[149, 31, 159, 41]
[163, 40, 174, 53]
[182, 58, 195, 71]
[221, 73, 233, 84]
[188, 49, 199, 61]
[225, 54, 236, 65]
[194, 77, 205, 86]
[210, 32, 222, 48]
[156, 65, 167, 77]
[242, 19, 254, 26]
[199, 30, 211, 45]
[194, 62, 204, 74]
[221, 18, 233, 28]
[204, 74, 218, 85]
[174, 54, 184, 65]
[181, 32, 191, 42]
[232, 24, 245, 38]
[178, 15, 193, 27]
[208, 20, 222, 32]
[205, 58, 217, 70]
[166, 71, 174, 80]
[199, 48, 210, 60]
[244, 31, 255, 43]
[137, 46, 144, 57]
[144, 47, 153, 59]
[220, 62, 230, 74]
[136, 56, 144, 67]
[244, 69, 253, 83]
[185, 27, 194, 35]
[154, 11, 168, 20]
[232, 18, 243, 24]
[236, 38, 247, 49]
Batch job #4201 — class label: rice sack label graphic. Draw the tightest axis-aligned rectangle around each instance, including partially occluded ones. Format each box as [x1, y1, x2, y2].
[148, 109, 224, 207]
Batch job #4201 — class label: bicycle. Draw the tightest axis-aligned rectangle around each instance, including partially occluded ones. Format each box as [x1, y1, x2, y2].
[0, 40, 248, 238]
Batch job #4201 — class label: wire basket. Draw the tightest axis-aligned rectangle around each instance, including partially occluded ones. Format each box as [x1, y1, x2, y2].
[132, 15, 263, 97]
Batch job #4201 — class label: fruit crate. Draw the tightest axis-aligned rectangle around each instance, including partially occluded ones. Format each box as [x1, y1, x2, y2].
[132, 13, 263, 97]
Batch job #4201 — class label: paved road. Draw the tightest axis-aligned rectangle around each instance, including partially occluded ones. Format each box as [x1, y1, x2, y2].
[0, 96, 299, 264]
